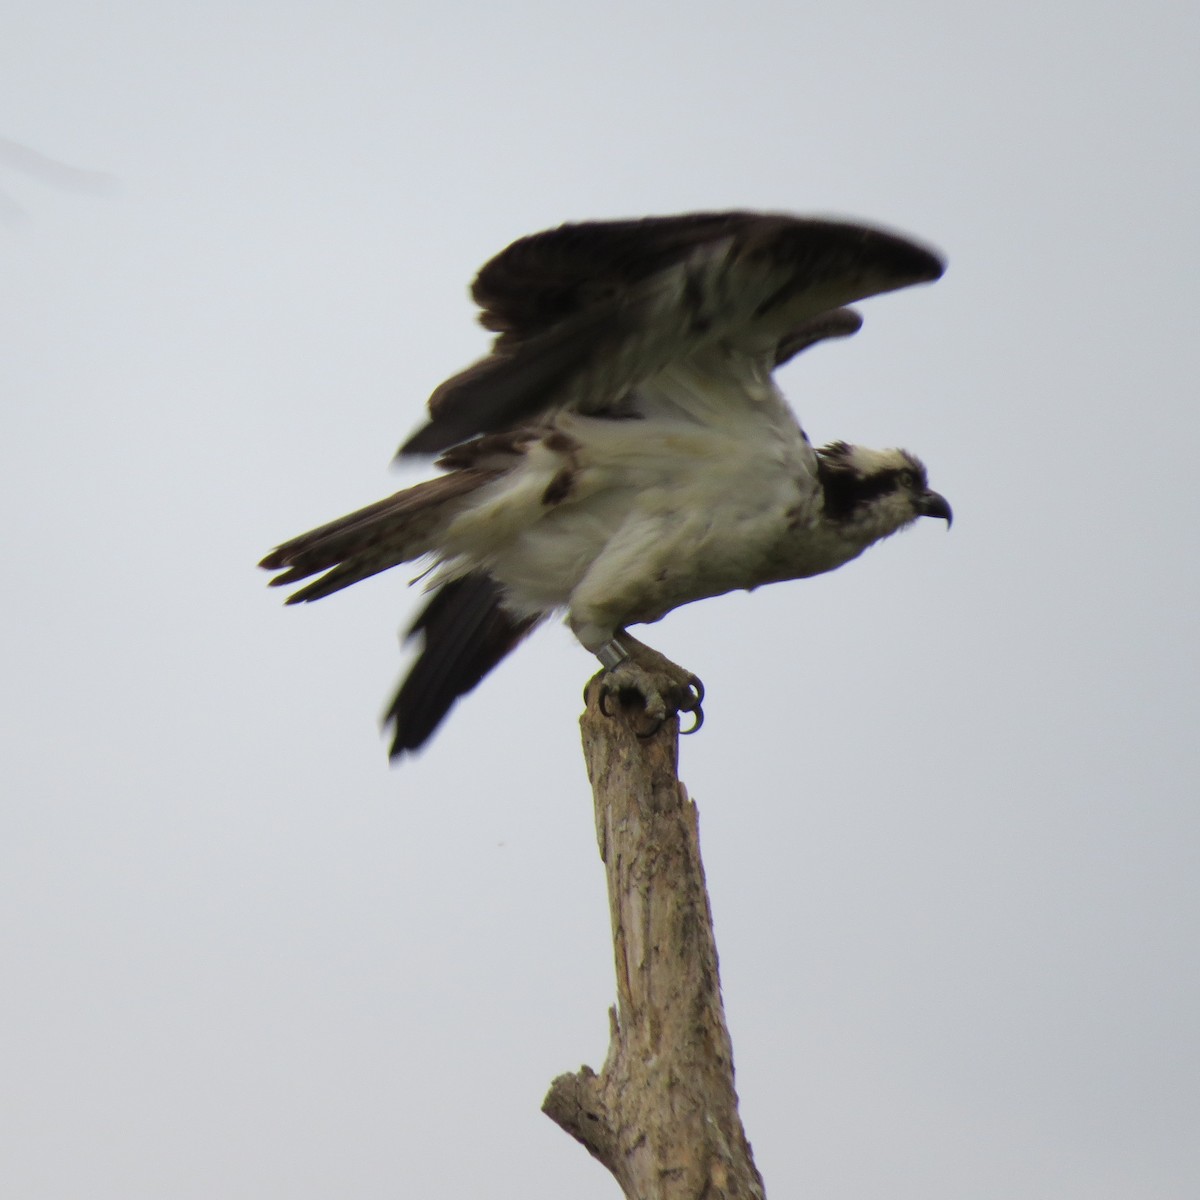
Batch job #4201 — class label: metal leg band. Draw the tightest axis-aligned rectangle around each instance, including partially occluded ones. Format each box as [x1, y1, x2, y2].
[596, 639, 630, 670]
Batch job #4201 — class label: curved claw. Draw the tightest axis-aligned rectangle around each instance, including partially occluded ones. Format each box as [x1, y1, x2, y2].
[676, 674, 705, 734]
[592, 662, 706, 737]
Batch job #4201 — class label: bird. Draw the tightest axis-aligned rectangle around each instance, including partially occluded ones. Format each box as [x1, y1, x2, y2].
[261, 210, 951, 758]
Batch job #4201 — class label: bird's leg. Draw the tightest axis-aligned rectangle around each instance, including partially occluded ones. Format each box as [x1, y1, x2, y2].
[589, 632, 705, 737]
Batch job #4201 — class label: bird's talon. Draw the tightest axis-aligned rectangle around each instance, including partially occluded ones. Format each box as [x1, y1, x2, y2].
[592, 641, 706, 738]
[636, 716, 666, 740]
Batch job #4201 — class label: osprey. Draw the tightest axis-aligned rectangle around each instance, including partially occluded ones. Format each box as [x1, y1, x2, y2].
[262, 211, 950, 757]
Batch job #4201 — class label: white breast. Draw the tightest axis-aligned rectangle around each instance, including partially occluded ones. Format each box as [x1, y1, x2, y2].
[433, 355, 825, 642]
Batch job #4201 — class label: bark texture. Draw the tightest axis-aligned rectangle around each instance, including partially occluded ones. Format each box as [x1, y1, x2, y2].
[543, 664, 765, 1200]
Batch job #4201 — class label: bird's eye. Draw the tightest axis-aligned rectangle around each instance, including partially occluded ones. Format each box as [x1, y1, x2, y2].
[897, 469, 916, 489]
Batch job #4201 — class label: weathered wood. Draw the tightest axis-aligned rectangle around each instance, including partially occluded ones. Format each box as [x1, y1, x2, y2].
[543, 660, 765, 1200]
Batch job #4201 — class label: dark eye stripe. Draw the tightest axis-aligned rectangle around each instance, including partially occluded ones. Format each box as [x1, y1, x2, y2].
[817, 464, 906, 519]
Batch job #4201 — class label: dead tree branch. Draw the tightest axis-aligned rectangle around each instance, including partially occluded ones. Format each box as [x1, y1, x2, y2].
[543, 651, 765, 1200]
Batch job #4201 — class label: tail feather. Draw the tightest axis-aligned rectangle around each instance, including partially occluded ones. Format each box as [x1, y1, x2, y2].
[385, 573, 541, 758]
[259, 470, 497, 603]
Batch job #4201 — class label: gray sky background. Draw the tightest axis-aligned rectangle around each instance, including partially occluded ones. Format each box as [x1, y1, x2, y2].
[3, 2, 1198, 1196]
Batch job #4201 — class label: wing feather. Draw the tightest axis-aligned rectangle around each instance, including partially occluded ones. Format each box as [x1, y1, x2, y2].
[772, 306, 863, 367]
[471, 211, 763, 341]
[384, 572, 541, 757]
[400, 212, 942, 455]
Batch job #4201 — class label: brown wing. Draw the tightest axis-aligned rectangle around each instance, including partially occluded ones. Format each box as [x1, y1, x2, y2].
[471, 211, 765, 343]
[399, 211, 943, 457]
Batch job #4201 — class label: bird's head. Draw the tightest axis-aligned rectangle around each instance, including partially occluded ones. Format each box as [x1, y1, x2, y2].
[816, 442, 952, 543]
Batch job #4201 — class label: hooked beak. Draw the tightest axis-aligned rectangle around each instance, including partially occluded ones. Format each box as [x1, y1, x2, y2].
[917, 490, 953, 528]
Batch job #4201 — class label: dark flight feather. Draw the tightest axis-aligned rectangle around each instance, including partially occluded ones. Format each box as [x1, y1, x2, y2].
[384, 573, 541, 757]
[773, 307, 863, 367]
[471, 211, 763, 342]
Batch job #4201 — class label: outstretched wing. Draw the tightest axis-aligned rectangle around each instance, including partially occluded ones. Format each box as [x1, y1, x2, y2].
[400, 212, 943, 455]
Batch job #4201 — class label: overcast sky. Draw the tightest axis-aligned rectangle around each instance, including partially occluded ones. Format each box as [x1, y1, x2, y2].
[3, 2, 1198, 1197]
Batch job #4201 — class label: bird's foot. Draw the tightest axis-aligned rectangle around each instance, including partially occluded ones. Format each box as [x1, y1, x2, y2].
[589, 635, 705, 738]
